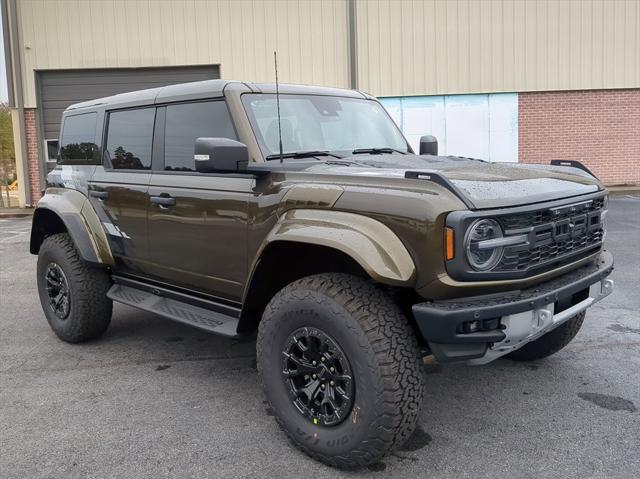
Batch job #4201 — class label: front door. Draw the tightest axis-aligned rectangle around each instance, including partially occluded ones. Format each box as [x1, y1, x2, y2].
[146, 174, 253, 300]
[144, 100, 251, 301]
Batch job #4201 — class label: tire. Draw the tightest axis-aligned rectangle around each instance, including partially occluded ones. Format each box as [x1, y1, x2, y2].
[257, 273, 424, 469]
[37, 233, 113, 343]
[506, 311, 586, 361]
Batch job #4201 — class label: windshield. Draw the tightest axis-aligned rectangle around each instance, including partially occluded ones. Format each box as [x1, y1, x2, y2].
[242, 94, 409, 157]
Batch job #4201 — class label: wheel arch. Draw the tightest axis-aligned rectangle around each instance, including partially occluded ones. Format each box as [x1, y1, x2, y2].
[30, 189, 113, 266]
[237, 209, 417, 333]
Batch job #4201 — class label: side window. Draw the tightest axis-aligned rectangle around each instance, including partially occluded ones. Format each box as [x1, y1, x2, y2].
[59, 112, 98, 164]
[105, 108, 155, 170]
[164, 101, 237, 171]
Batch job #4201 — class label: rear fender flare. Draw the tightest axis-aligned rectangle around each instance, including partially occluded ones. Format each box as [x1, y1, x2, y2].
[30, 188, 114, 266]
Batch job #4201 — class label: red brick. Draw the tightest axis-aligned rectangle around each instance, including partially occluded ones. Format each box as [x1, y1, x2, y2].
[24, 109, 42, 205]
[519, 89, 640, 186]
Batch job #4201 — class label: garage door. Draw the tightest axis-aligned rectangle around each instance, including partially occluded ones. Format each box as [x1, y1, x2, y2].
[38, 65, 220, 139]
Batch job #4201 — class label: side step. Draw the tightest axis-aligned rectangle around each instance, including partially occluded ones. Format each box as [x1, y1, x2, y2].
[107, 282, 241, 338]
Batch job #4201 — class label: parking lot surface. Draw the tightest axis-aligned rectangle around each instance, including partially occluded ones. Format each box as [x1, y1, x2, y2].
[1, 195, 639, 478]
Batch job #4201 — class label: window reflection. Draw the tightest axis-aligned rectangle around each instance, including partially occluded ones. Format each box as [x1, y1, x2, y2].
[106, 108, 155, 170]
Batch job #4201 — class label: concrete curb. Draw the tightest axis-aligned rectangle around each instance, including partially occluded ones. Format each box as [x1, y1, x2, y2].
[0, 208, 34, 219]
[608, 186, 640, 197]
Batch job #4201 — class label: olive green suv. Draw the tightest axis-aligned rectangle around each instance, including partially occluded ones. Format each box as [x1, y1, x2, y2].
[31, 80, 614, 469]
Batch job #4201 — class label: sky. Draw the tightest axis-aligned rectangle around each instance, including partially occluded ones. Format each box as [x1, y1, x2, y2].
[0, 18, 8, 102]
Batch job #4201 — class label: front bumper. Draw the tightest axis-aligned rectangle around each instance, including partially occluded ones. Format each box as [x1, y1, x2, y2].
[412, 251, 614, 364]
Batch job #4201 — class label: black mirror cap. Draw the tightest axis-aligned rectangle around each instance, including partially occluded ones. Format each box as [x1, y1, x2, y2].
[419, 135, 438, 156]
[194, 137, 249, 173]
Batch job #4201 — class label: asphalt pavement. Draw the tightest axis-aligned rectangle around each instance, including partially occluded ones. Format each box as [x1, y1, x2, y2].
[1, 196, 639, 478]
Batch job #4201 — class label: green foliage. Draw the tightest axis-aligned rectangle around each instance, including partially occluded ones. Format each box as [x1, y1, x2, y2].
[0, 103, 16, 190]
[0, 102, 15, 162]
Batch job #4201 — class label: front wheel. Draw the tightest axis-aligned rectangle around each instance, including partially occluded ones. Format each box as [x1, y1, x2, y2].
[257, 273, 424, 469]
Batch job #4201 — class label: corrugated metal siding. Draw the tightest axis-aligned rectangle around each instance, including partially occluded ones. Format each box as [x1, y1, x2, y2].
[38, 66, 219, 138]
[356, 0, 640, 97]
[17, 0, 350, 107]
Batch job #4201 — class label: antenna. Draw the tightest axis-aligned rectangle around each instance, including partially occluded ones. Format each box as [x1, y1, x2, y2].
[274, 51, 284, 163]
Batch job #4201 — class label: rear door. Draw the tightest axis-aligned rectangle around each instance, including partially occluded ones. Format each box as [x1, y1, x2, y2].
[145, 100, 253, 301]
[89, 107, 157, 274]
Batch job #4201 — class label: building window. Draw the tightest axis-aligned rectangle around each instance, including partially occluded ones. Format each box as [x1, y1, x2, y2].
[59, 113, 98, 164]
[105, 108, 155, 170]
[164, 101, 237, 171]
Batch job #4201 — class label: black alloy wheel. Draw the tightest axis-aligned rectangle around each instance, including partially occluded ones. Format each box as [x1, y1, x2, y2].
[45, 262, 71, 319]
[281, 327, 354, 426]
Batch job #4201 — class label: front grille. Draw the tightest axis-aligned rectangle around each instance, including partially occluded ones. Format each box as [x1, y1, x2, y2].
[495, 196, 606, 273]
[500, 196, 605, 230]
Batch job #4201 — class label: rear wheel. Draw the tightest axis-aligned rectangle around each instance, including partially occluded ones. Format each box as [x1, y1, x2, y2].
[257, 273, 424, 469]
[506, 311, 586, 361]
[37, 233, 112, 343]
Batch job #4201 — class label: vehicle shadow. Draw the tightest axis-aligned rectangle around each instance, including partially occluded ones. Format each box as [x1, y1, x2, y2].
[91, 304, 599, 475]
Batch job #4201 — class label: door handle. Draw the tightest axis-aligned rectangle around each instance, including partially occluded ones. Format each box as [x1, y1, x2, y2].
[150, 195, 176, 208]
[90, 191, 109, 200]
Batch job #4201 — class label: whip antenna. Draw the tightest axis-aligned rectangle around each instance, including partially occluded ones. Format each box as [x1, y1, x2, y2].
[274, 51, 284, 163]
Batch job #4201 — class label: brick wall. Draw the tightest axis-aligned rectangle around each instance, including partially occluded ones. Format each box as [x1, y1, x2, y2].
[24, 109, 42, 205]
[519, 89, 640, 186]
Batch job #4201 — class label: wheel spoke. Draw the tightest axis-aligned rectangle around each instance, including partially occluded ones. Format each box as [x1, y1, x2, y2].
[292, 334, 309, 353]
[334, 385, 350, 401]
[298, 379, 321, 406]
[282, 352, 316, 374]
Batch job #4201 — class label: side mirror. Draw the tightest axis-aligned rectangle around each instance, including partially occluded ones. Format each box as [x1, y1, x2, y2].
[194, 137, 249, 173]
[419, 135, 438, 156]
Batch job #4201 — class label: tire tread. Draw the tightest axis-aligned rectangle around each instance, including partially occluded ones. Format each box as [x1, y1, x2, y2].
[257, 273, 424, 469]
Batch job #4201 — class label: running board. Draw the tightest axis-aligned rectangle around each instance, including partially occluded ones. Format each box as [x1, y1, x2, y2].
[107, 283, 241, 338]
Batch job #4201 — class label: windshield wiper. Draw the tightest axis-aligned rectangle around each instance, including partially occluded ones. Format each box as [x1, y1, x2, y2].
[351, 147, 406, 155]
[265, 150, 343, 161]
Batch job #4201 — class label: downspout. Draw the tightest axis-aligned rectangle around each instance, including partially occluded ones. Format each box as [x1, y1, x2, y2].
[347, 0, 358, 90]
[1, 0, 15, 107]
[3, 0, 31, 207]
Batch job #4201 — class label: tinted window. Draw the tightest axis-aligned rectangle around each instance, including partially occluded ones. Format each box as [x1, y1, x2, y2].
[106, 108, 155, 170]
[164, 101, 237, 171]
[59, 113, 98, 164]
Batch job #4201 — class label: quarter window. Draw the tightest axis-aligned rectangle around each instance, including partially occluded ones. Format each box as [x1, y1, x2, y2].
[105, 108, 155, 170]
[164, 101, 237, 171]
[59, 112, 98, 164]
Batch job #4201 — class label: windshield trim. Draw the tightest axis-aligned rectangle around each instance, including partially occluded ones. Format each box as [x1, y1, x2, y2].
[240, 92, 412, 161]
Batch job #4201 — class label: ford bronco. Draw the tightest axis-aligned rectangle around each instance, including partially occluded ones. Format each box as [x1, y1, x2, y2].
[31, 80, 613, 469]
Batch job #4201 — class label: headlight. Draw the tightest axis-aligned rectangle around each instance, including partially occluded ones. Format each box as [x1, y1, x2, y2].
[464, 219, 504, 271]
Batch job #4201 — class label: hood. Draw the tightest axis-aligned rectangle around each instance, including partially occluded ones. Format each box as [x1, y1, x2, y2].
[304, 154, 603, 209]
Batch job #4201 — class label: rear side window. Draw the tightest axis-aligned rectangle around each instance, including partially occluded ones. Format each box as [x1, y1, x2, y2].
[105, 108, 155, 170]
[59, 112, 98, 164]
[164, 101, 237, 171]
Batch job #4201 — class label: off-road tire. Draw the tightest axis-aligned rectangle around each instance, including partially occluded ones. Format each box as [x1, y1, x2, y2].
[506, 311, 586, 361]
[257, 273, 424, 469]
[37, 233, 112, 343]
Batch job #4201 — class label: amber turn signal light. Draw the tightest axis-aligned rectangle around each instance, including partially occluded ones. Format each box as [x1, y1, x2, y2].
[444, 227, 455, 260]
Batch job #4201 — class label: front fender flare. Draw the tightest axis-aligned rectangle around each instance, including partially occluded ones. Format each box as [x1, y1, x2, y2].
[31, 188, 114, 266]
[257, 209, 416, 286]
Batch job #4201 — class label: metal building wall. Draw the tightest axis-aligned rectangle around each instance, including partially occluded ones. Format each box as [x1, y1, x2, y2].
[16, 0, 351, 108]
[380, 93, 519, 163]
[355, 0, 640, 97]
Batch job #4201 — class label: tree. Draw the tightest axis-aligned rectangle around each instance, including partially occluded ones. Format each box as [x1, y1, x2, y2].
[0, 102, 16, 207]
